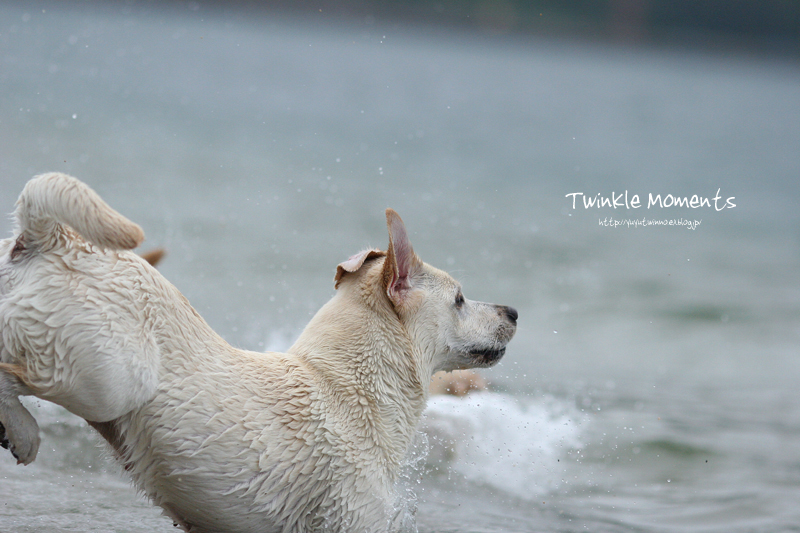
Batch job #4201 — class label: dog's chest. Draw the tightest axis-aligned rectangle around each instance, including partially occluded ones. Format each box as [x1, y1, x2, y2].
[119, 360, 396, 532]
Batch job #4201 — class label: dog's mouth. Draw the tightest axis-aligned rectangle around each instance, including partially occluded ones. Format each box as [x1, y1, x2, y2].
[467, 346, 506, 367]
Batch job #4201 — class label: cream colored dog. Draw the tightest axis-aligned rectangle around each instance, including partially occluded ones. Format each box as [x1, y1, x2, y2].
[0, 173, 517, 533]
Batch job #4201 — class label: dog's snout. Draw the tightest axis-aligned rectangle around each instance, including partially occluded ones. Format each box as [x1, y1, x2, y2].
[502, 306, 518, 323]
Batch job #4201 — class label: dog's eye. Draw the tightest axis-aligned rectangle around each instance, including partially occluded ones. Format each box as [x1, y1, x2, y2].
[10, 236, 25, 260]
[455, 292, 465, 309]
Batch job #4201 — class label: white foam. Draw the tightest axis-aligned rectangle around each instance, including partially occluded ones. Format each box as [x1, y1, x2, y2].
[421, 392, 583, 499]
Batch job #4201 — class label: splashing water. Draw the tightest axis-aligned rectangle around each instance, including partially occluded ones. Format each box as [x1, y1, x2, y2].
[421, 392, 584, 500]
[388, 432, 430, 533]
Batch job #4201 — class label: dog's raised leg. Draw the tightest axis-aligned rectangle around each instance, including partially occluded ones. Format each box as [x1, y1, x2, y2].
[0, 364, 39, 465]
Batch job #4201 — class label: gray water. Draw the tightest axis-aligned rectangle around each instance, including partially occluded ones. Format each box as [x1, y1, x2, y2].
[1, 3, 799, 532]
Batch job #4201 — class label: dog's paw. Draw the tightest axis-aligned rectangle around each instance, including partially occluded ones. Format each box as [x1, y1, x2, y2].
[0, 409, 40, 465]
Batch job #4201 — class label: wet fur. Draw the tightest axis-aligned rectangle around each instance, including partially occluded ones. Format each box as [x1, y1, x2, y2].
[0, 173, 517, 532]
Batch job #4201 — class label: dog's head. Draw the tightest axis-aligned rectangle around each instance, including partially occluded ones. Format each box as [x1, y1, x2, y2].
[335, 209, 517, 376]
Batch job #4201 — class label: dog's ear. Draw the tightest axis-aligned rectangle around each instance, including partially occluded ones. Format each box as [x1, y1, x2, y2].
[335, 248, 384, 289]
[383, 208, 422, 306]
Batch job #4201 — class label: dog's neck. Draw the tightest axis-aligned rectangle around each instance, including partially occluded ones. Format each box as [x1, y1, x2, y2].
[288, 283, 427, 473]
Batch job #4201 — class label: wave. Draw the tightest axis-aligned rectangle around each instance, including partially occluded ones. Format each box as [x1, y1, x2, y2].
[421, 391, 584, 500]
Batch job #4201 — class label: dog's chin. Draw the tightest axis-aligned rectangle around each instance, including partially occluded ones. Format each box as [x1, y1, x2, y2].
[466, 346, 506, 368]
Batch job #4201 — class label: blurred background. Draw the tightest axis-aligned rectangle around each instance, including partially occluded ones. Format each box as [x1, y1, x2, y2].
[1, 1, 799, 532]
[220, 0, 800, 52]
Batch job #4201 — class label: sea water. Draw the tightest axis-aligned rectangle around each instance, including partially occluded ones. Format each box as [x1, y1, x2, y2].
[1, 3, 799, 532]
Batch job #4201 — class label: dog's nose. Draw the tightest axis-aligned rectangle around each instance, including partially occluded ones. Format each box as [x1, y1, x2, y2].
[504, 306, 518, 323]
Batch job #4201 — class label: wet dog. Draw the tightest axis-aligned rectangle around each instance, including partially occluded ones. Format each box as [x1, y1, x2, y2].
[0, 173, 517, 532]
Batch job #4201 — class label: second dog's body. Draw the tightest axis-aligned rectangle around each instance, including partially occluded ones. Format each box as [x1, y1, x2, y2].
[0, 173, 517, 532]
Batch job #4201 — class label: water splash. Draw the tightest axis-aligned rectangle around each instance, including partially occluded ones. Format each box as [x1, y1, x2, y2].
[421, 392, 584, 500]
[386, 431, 430, 533]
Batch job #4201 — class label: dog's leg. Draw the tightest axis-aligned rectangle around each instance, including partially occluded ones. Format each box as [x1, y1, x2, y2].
[0, 364, 40, 465]
[86, 419, 136, 472]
